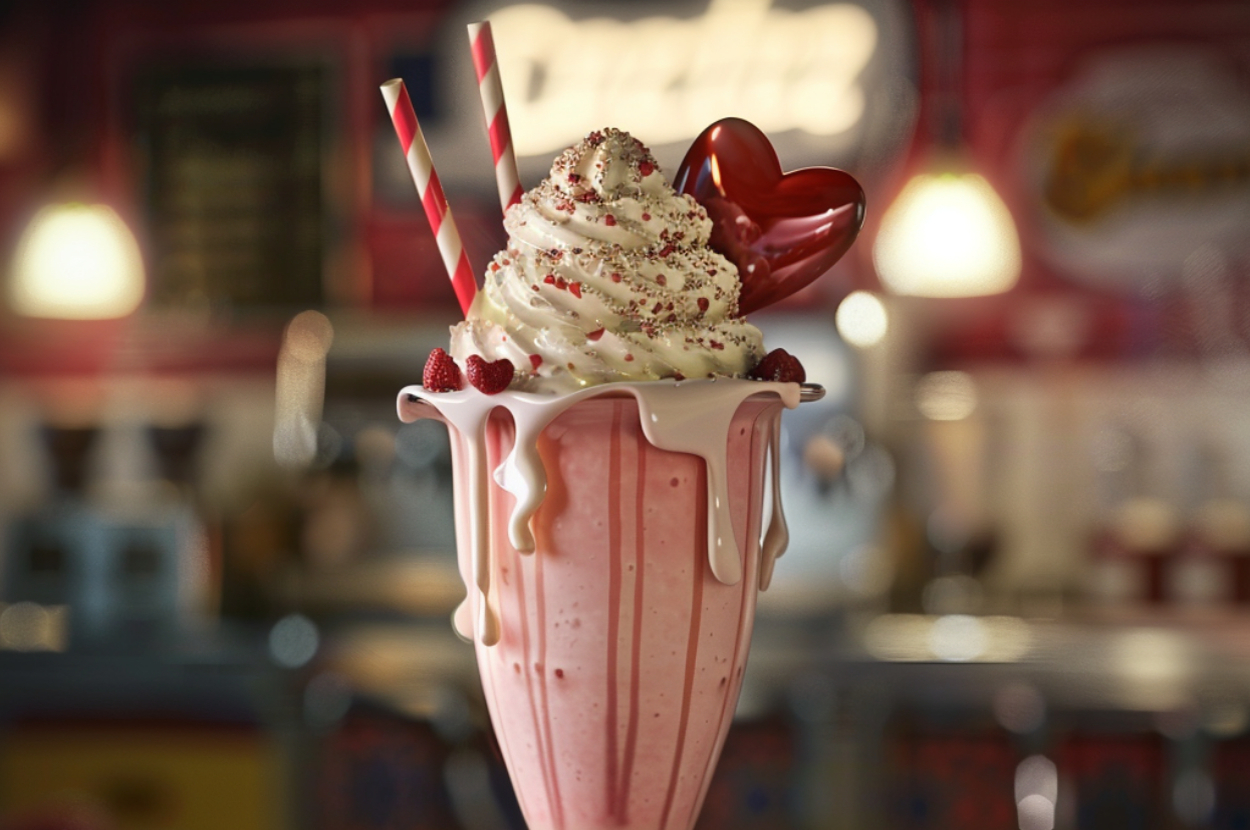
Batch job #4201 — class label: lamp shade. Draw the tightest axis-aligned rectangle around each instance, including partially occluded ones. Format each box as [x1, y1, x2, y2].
[873, 171, 1021, 298]
[8, 202, 145, 319]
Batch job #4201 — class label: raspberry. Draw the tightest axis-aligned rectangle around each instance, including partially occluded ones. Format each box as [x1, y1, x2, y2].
[750, 348, 805, 384]
[466, 355, 515, 394]
[422, 348, 461, 392]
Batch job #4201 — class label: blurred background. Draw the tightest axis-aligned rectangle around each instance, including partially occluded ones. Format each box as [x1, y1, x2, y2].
[1, 0, 1249, 827]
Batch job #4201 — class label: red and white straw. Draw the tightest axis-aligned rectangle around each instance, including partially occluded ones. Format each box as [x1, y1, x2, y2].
[380, 78, 478, 315]
[468, 21, 523, 213]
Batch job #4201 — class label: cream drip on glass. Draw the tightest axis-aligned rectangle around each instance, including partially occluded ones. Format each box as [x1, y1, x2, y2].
[450, 127, 765, 394]
[399, 379, 800, 646]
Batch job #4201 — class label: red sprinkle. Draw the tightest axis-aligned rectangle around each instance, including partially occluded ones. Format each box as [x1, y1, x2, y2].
[639, 160, 655, 177]
[642, 212, 651, 221]
[624, 354, 635, 362]
[658, 244, 675, 258]
[655, 274, 667, 286]
[697, 297, 710, 313]
[652, 302, 664, 314]
[587, 328, 605, 341]
[610, 272, 622, 283]
[555, 277, 568, 290]
[544, 274, 556, 284]
[604, 214, 616, 226]
[529, 354, 542, 371]
[569, 281, 582, 298]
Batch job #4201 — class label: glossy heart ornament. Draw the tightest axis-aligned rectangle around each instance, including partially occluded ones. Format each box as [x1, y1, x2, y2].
[673, 118, 866, 315]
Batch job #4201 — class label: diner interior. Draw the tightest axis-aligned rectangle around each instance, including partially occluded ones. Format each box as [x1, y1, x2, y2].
[2, 0, 1250, 828]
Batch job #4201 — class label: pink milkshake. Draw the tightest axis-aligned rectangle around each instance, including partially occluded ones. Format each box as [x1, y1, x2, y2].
[399, 128, 819, 830]
[400, 383, 800, 830]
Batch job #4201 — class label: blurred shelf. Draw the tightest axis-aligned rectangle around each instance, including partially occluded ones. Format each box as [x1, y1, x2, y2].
[272, 555, 462, 617]
[787, 609, 1250, 715]
[0, 638, 276, 724]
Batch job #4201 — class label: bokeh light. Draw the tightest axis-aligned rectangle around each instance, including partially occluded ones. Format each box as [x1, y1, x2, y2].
[0, 602, 68, 652]
[916, 371, 978, 420]
[269, 613, 320, 668]
[835, 290, 889, 348]
[874, 172, 1021, 297]
[8, 202, 145, 319]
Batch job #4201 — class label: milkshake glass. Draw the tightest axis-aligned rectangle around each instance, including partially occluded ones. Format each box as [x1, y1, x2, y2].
[399, 381, 806, 830]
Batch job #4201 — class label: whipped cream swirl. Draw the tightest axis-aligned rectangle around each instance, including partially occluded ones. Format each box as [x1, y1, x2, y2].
[450, 128, 764, 393]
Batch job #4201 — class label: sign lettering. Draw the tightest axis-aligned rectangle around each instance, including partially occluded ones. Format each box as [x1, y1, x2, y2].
[489, 0, 878, 157]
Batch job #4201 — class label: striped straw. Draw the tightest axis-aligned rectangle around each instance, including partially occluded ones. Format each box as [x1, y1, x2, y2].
[468, 21, 523, 213]
[380, 78, 478, 315]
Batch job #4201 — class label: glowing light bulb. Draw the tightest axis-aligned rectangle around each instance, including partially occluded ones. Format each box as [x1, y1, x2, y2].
[9, 202, 145, 319]
[873, 172, 1021, 297]
[835, 290, 888, 347]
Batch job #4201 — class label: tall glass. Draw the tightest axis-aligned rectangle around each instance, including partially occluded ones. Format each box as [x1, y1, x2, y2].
[405, 392, 786, 830]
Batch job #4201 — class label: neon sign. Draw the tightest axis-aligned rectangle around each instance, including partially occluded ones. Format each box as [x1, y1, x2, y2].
[488, 0, 879, 157]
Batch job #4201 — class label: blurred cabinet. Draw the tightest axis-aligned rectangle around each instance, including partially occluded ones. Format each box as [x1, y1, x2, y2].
[0, 721, 284, 830]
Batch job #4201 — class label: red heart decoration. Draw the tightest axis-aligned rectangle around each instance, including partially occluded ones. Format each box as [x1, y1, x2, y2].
[673, 118, 866, 316]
